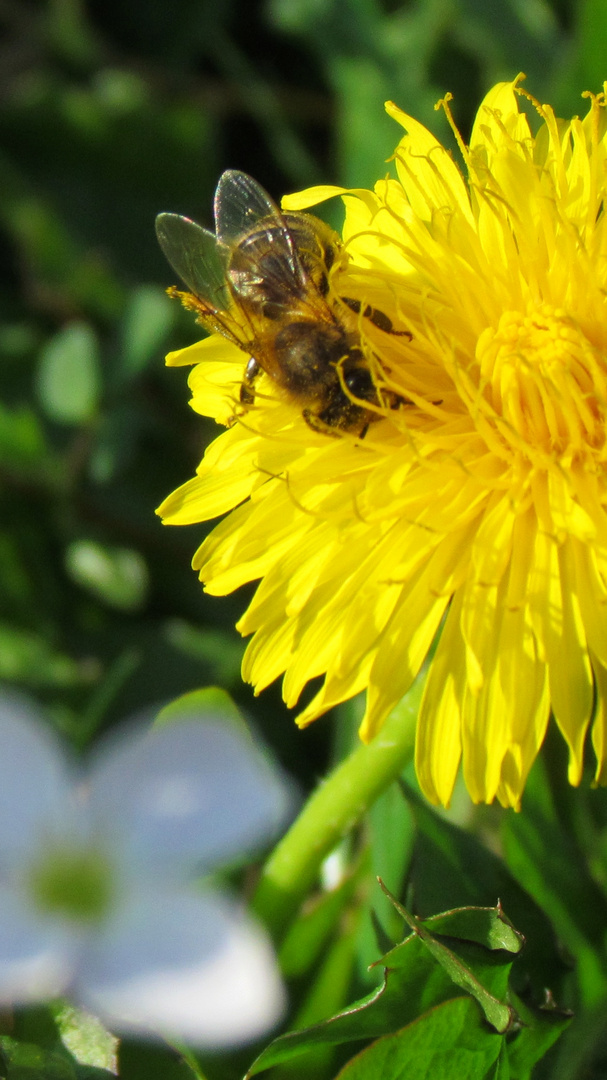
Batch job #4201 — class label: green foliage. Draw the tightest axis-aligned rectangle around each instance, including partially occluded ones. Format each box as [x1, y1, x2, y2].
[0, 1021, 116, 1080]
[64, 540, 149, 611]
[246, 898, 567, 1078]
[53, 1005, 118, 1075]
[37, 323, 101, 425]
[332, 998, 504, 1080]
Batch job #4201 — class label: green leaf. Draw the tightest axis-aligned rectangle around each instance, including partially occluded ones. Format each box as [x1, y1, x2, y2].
[162, 1044, 210, 1080]
[0, 1036, 76, 1080]
[501, 755, 607, 963]
[0, 622, 86, 688]
[421, 908, 523, 955]
[247, 902, 518, 1076]
[164, 620, 244, 686]
[546, 997, 607, 1080]
[155, 687, 249, 730]
[0, 403, 47, 468]
[356, 777, 415, 979]
[53, 1005, 118, 1075]
[553, 0, 607, 114]
[119, 285, 174, 381]
[279, 866, 364, 979]
[0, 321, 40, 358]
[268, 915, 362, 1080]
[333, 997, 503, 1080]
[289, 909, 362, 1032]
[402, 784, 567, 998]
[36, 322, 101, 425]
[72, 1067, 117, 1080]
[505, 991, 571, 1080]
[378, 891, 518, 1034]
[117, 1037, 211, 1080]
[247, 938, 455, 1075]
[64, 540, 149, 611]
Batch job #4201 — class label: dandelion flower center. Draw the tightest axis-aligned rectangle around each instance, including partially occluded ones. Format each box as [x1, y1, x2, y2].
[478, 307, 606, 461]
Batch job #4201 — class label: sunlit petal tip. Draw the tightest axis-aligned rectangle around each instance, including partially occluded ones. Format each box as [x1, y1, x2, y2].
[281, 185, 347, 211]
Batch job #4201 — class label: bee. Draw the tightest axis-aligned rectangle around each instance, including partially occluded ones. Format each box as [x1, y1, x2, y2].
[155, 170, 411, 435]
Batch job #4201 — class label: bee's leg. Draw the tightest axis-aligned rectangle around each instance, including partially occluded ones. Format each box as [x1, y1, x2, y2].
[303, 399, 371, 439]
[240, 357, 261, 405]
[341, 297, 413, 340]
[343, 365, 411, 418]
[301, 408, 341, 438]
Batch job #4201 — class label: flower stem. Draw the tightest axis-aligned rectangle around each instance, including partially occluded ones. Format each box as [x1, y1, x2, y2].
[252, 703, 417, 940]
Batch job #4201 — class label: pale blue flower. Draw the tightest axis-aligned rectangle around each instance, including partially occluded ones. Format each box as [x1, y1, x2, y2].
[0, 693, 289, 1047]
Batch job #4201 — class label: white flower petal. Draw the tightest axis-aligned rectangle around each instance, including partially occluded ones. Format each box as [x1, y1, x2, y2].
[0, 693, 74, 865]
[0, 885, 77, 1004]
[76, 887, 286, 1047]
[87, 718, 291, 872]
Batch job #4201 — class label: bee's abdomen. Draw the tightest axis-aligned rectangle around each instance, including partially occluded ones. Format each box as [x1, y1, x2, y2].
[273, 321, 350, 398]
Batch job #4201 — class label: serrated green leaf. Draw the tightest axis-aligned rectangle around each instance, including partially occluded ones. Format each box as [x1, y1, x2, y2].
[421, 907, 524, 955]
[402, 784, 567, 997]
[247, 934, 463, 1075]
[36, 322, 101, 425]
[378, 892, 516, 1034]
[334, 996, 503, 1080]
[249, 896, 525, 1077]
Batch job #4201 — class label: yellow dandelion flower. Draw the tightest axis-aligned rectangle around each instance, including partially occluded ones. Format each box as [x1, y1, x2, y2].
[157, 77, 607, 809]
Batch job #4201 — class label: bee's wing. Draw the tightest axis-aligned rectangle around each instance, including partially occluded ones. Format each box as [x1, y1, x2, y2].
[155, 212, 231, 310]
[214, 170, 301, 278]
[214, 170, 281, 241]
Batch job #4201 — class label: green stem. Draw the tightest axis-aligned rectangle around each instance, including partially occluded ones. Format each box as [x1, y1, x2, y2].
[252, 704, 417, 940]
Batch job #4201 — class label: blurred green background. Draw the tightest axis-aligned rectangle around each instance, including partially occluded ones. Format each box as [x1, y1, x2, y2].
[2, 1, 607, 1076]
